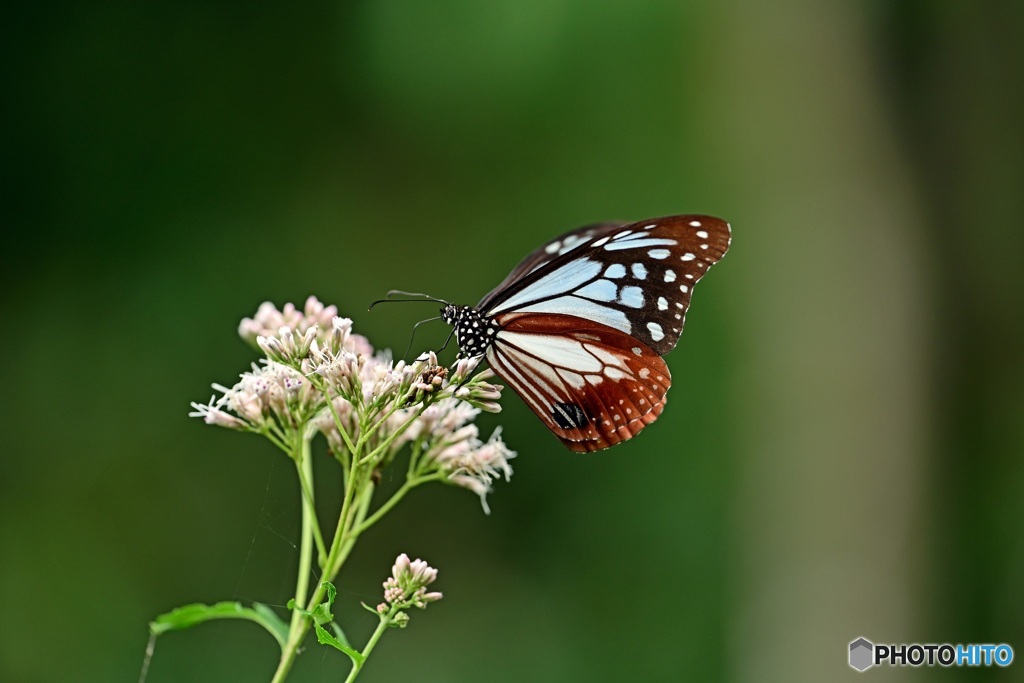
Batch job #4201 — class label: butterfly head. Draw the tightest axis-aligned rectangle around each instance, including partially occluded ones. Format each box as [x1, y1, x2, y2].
[441, 304, 499, 357]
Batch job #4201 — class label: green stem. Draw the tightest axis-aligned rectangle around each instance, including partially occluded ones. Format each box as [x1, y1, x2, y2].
[267, 391, 445, 682]
[343, 608, 397, 683]
[352, 473, 442, 538]
[262, 427, 291, 454]
[295, 453, 328, 565]
[358, 403, 430, 466]
[271, 431, 316, 683]
[270, 471, 372, 682]
[314, 376, 358, 456]
[356, 400, 404, 449]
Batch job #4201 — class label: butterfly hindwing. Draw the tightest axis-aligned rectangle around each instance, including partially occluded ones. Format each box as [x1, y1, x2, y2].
[481, 215, 731, 355]
[485, 312, 671, 452]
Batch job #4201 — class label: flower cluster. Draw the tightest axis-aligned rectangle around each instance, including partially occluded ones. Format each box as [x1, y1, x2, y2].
[406, 399, 515, 513]
[189, 361, 319, 430]
[377, 553, 442, 626]
[190, 297, 515, 509]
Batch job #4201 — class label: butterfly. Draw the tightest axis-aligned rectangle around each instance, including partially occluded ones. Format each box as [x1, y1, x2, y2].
[439, 215, 731, 452]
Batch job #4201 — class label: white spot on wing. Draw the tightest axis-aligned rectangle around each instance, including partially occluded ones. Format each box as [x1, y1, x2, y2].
[605, 263, 626, 279]
[557, 368, 586, 388]
[544, 241, 561, 254]
[605, 238, 677, 252]
[639, 367, 651, 379]
[657, 297, 668, 310]
[618, 286, 644, 308]
[696, 230, 709, 239]
[648, 249, 670, 259]
[491, 258, 602, 313]
[585, 344, 628, 369]
[576, 279, 618, 302]
[664, 269, 676, 283]
[556, 234, 588, 256]
[508, 298, 632, 334]
[605, 367, 626, 381]
[631, 347, 642, 356]
[500, 332, 604, 372]
[631, 263, 647, 279]
[680, 284, 689, 293]
[593, 236, 609, 247]
[647, 322, 664, 342]
[689, 220, 701, 227]
[681, 253, 696, 261]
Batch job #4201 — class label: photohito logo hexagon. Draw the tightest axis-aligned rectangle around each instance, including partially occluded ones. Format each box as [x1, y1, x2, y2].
[849, 637, 875, 671]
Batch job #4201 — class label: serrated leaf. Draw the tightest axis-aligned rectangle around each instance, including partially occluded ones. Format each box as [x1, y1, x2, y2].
[314, 621, 363, 664]
[149, 601, 288, 650]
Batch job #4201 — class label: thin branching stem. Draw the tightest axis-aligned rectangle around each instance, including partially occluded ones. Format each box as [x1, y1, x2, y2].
[272, 431, 316, 683]
[352, 473, 443, 538]
[343, 606, 398, 683]
[295, 436, 328, 566]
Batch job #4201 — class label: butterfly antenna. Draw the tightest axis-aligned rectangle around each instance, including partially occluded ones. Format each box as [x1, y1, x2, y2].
[402, 315, 443, 360]
[368, 290, 450, 311]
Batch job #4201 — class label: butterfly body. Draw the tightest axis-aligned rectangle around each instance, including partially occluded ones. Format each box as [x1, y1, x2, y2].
[440, 305, 501, 357]
[442, 215, 730, 452]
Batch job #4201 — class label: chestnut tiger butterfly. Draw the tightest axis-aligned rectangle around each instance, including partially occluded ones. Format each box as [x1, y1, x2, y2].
[404, 215, 730, 452]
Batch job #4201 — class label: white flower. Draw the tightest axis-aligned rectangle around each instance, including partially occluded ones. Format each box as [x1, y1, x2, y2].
[423, 423, 516, 514]
[239, 298, 373, 359]
[257, 325, 319, 364]
[239, 296, 337, 343]
[193, 361, 319, 429]
[195, 295, 515, 510]
[450, 354, 484, 384]
[454, 370, 503, 413]
[380, 553, 443, 613]
[188, 396, 247, 429]
[310, 346, 364, 397]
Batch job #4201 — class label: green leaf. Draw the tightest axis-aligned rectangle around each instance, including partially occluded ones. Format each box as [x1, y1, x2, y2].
[314, 621, 364, 664]
[311, 581, 337, 625]
[149, 601, 288, 650]
[252, 602, 289, 645]
[329, 622, 352, 650]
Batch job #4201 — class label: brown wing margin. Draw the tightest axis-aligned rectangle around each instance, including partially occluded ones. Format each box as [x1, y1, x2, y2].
[486, 313, 671, 452]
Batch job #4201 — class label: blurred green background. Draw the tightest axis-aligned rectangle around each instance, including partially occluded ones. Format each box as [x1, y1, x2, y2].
[3, 1, 1022, 681]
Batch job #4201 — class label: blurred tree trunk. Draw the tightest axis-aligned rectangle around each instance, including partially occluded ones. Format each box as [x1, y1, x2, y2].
[881, 1, 1024, 666]
[704, 2, 930, 680]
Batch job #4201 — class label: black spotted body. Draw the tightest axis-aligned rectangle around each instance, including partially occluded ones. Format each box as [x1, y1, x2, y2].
[441, 305, 500, 357]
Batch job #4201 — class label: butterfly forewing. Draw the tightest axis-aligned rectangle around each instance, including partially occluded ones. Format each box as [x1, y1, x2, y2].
[485, 313, 671, 452]
[477, 222, 627, 307]
[481, 215, 730, 355]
